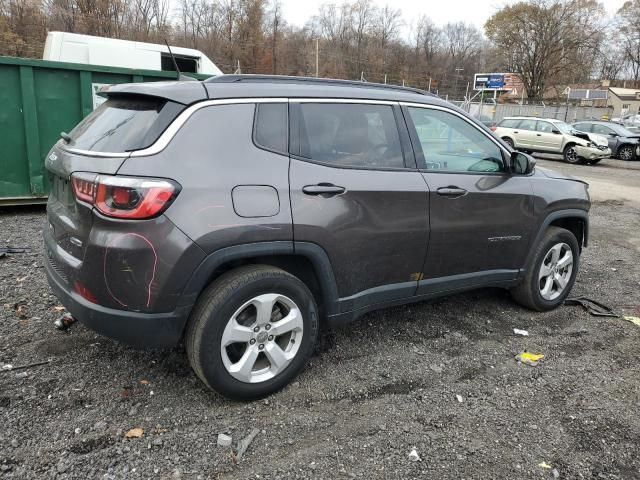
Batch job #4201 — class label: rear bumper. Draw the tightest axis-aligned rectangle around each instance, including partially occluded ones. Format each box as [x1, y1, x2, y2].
[45, 249, 192, 349]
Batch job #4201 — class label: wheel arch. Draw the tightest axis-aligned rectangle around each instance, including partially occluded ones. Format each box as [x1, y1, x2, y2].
[522, 209, 589, 272]
[177, 241, 339, 319]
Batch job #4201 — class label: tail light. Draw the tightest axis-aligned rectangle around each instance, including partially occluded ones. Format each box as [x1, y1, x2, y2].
[490, 126, 497, 132]
[71, 173, 179, 219]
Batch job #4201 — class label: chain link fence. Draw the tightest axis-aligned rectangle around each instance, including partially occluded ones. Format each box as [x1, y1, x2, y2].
[450, 101, 614, 124]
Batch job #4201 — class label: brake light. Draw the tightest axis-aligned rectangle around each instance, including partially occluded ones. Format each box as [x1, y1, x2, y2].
[71, 173, 179, 219]
[490, 126, 497, 132]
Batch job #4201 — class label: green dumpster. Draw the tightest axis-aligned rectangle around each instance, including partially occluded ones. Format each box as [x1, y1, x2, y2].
[0, 56, 210, 206]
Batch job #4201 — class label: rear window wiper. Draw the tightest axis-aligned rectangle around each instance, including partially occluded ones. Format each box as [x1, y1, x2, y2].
[60, 131, 72, 143]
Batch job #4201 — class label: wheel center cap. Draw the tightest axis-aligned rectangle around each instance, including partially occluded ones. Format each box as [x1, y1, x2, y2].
[257, 331, 268, 343]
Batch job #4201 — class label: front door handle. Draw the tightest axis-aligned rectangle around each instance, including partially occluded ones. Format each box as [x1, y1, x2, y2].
[436, 186, 468, 198]
[302, 183, 346, 196]
[536, 133, 542, 136]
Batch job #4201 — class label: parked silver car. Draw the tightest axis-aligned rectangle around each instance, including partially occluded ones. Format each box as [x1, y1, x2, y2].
[493, 116, 611, 164]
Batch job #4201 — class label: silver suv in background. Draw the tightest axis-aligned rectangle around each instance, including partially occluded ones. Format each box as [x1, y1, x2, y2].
[493, 117, 611, 164]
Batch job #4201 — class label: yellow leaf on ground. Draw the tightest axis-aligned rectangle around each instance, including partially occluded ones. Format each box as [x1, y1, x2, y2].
[125, 427, 144, 438]
[515, 351, 545, 366]
[623, 316, 640, 327]
[538, 462, 552, 469]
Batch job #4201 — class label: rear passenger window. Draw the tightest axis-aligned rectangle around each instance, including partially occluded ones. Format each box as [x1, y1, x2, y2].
[518, 119, 537, 130]
[499, 119, 520, 128]
[254, 103, 288, 154]
[298, 103, 404, 169]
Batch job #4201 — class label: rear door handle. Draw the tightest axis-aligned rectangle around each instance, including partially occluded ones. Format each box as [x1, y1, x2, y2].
[436, 186, 467, 198]
[302, 183, 346, 196]
[536, 133, 542, 136]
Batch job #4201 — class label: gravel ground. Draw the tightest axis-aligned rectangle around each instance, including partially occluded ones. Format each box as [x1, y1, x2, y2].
[1, 158, 639, 479]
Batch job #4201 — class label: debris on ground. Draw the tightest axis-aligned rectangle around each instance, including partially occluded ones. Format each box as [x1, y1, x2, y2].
[408, 448, 421, 462]
[429, 364, 443, 373]
[565, 296, 618, 317]
[54, 314, 76, 331]
[125, 428, 144, 439]
[0, 360, 50, 374]
[515, 351, 545, 366]
[538, 461, 552, 469]
[623, 315, 640, 327]
[456, 394, 464, 403]
[551, 468, 560, 478]
[0, 246, 30, 259]
[217, 433, 232, 447]
[235, 428, 260, 462]
[513, 328, 529, 336]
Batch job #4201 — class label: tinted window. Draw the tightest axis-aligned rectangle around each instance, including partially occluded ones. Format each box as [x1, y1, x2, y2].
[499, 119, 520, 128]
[408, 107, 505, 173]
[161, 53, 198, 73]
[518, 119, 537, 130]
[592, 124, 615, 135]
[298, 103, 404, 168]
[254, 103, 288, 154]
[68, 96, 182, 153]
[536, 121, 555, 133]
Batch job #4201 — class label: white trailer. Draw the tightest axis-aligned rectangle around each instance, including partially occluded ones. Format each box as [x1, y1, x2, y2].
[43, 32, 222, 75]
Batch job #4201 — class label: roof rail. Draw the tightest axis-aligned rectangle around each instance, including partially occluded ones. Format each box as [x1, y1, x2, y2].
[205, 74, 435, 97]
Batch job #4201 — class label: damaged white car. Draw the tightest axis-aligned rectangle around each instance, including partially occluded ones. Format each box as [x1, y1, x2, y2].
[493, 116, 611, 164]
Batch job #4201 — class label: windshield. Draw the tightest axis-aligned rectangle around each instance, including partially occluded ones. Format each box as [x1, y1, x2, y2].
[67, 96, 182, 153]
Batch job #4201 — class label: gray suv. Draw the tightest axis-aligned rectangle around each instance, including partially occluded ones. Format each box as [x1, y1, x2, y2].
[44, 75, 590, 400]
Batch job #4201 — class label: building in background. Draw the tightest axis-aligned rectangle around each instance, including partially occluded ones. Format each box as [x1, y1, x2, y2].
[607, 87, 640, 118]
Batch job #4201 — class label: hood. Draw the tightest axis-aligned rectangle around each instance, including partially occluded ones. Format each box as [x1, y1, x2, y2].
[586, 133, 609, 147]
[538, 166, 589, 185]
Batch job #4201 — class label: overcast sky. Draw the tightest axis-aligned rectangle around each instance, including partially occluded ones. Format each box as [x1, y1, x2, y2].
[276, 0, 627, 34]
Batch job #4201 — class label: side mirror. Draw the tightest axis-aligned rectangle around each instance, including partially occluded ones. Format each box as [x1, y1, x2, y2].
[552, 129, 561, 134]
[510, 151, 536, 175]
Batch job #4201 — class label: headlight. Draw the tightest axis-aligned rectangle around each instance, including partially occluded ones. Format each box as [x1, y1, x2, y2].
[586, 142, 595, 148]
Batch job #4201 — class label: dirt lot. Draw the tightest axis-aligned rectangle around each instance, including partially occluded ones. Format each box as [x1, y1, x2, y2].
[1, 158, 639, 479]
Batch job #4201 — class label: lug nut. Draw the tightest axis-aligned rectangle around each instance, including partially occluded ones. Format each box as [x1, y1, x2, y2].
[249, 339, 256, 345]
[253, 326, 260, 332]
[265, 324, 271, 330]
[268, 335, 274, 341]
[258, 344, 264, 350]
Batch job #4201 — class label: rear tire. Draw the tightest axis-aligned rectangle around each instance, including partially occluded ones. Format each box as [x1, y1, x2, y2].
[510, 227, 580, 311]
[563, 144, 583, 164]
[186, 265, 319, 400]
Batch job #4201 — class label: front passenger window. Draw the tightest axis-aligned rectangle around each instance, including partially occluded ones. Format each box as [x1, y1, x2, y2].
[407, 107, 505, 173]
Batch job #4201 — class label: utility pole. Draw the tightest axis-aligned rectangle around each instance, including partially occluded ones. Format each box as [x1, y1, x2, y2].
[428, 77, 432, 92]
[454, 67, 464, 101]
[384, 74, 387, 84]
[315, 39, 319, 77]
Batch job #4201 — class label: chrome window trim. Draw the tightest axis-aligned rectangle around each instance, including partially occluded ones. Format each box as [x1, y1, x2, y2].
[60, 97, 396, 158]
[400, 101, 511, 156]
[61, 97, 288, 158]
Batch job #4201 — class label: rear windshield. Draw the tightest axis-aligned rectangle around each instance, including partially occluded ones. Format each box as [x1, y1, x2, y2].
[67, 96, 183, 153]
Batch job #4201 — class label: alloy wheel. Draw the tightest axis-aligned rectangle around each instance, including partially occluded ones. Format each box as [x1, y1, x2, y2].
[538, 242, 573, 301]
[565, 147, 579, 163]
[619, 146, 634, 161]
[220, 293, 303, 383]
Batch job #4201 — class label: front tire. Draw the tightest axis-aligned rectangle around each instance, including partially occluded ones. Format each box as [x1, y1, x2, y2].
[563, 144, 583, 164]
[186, 265, 319, 400]
[617, 144, 635, 161]
[510, 227, 580, 311]
[502, 137, 514, 149]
